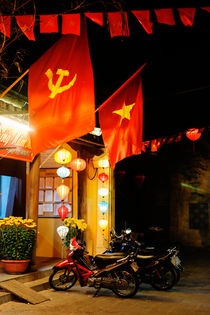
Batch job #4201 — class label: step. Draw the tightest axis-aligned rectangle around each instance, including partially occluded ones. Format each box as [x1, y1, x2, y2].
[0, 269, 52, 305]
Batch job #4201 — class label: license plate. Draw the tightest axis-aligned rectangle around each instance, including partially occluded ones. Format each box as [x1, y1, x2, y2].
[131, 262, 138, 272]
[171, 256, 181, 266]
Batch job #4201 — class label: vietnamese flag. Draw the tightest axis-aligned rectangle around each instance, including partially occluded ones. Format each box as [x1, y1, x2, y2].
[28, 18, 95, 155]
[98, 65, 145, 169]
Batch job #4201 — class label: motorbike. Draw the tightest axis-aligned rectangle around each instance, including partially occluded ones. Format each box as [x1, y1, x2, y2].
[104, 228, 183, 291]
[49, 237, 139, 298]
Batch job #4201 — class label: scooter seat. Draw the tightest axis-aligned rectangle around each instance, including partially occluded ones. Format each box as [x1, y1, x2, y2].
[137, 255, 154, 259]
[95, 253, 125, 260]
[94, 253, 125, 268]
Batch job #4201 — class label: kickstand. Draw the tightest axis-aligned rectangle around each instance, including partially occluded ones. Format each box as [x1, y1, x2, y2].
[93, 287, 101, 297]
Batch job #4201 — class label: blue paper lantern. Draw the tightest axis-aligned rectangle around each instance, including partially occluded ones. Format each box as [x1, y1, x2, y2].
[98, 201, 108, 214]
[57, 166, 70, 178]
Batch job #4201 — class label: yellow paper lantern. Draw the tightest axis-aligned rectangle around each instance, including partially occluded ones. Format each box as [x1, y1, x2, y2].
[56, 184, 70, 201]
[99, 219, 108, 230]
[54, 149, 72, 164]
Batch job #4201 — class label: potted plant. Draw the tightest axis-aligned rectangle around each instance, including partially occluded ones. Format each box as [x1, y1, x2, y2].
[0, 216, 36, 274]
[63, 217, 87, 248]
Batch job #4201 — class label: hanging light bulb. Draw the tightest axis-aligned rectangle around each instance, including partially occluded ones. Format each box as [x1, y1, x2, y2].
[57, 184, 70, 201]
[98, 201, 108, 214]
[98, 188, 108, 197]
[70, 158, 86, 171]
[99, 219, 108, 230]
[57, 166, 70, 178]
[54, 149, 72, 164]
[98, 159, 109, 168]
[57, 225, 69, 239]
[98, 172, 109, 183]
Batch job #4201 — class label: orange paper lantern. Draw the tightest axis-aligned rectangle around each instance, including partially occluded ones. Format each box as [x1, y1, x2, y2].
[70, 158, 86, 171]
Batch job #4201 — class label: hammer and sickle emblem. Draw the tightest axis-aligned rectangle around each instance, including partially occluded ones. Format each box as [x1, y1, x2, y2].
[45, 68, 77, 99]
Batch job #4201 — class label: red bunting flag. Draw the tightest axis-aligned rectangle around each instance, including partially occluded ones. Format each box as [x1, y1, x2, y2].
[132, 10, 153, 34]
[98, 65, 145, 169]
[202, 7, 210, 12]
[40, 15, 58, 33]
[154, 9, 175, 25]
[62, 14, 80, 35]
[28, 19, 95, 155]
[177, 8, 196, 26]
[151, 139, 161, 152]
[15, 15, 35, 40]
[85, 13, 103, 26]
[0, 16, 11, 37]
[108, 12, 129, 37]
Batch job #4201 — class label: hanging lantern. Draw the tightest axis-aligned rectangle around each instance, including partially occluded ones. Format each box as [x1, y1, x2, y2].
[57, 225, 69, 239]
[98, 159, 109, 168]
[99, 219, 108, 230]
[186, 128, 201, 141]
[57, 205, 69, 220]
[54, 149, 72, 164]
[98, 172, 109, 183]
[98, 201, 108, 214]
[98, 188, 108, 197]
[57, 184, 70, 201]
[57, 166, 70, 178]
[70, 158, 86, 171]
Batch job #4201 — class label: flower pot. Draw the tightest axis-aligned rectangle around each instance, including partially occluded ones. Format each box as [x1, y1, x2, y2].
[1, 259, 31, 274]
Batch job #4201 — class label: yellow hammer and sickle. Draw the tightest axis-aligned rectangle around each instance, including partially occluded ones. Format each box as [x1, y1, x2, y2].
[45, 68, 77, 99]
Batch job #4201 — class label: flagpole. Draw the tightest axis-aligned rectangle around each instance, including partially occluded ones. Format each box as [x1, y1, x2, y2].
[0, 68, 29, 99]
[96, 63, 147, 113]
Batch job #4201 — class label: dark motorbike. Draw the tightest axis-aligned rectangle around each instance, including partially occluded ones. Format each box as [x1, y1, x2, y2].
[49, 237, 139, 298]
[105, 228, 183, 291]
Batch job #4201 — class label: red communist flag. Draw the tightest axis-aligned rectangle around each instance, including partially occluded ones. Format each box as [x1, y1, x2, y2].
[98, 65, 145, 169]
[28, 18, 95, 155]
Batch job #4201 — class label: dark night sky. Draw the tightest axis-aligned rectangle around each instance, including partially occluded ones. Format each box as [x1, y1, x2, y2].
[1, 1, 210, 141]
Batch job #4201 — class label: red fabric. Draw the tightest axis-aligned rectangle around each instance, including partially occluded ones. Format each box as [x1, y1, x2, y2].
[202, 7, 210, 12]
[40, 15, 58, 33]
[15, 15, 35, 40]
[85, 13, 103, 26]
[132, 10, 153, 34]
[98, 65, 144, 169]
[108, 12, 129, 37]
[62, 14, 80, 35]
[151, 139, 161, 152]
[28, 20, 95, 155]
[0, 16, 11, 37]
[154, 8, 175, 25]
[177, 8, 196, 26]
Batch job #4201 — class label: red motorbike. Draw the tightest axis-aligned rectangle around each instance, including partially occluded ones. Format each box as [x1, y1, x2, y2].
[49, 237, 139, 298]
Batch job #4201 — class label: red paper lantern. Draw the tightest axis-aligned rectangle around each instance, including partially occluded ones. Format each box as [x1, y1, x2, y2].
[186, 128, 201, 141]
[98, 172, 109, 182]
[70, 158, 86, 171]
[58, 205, 68, 220]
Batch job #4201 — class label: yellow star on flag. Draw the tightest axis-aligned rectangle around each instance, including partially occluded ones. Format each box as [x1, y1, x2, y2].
[112, 102, 135, 125]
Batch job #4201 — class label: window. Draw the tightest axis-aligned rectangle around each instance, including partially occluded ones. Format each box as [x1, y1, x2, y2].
[38, 169, 72, 217]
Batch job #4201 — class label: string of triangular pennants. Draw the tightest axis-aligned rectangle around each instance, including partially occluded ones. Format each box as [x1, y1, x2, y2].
[1, 7, 210, 40]
[142, 126, 209, 154]
[0, 121, 209, 163]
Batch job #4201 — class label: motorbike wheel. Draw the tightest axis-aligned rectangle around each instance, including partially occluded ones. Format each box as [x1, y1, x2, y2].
[111, 267, 139, 298]
[151, 265, 177, 291]
[49, 267, 77, 291]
